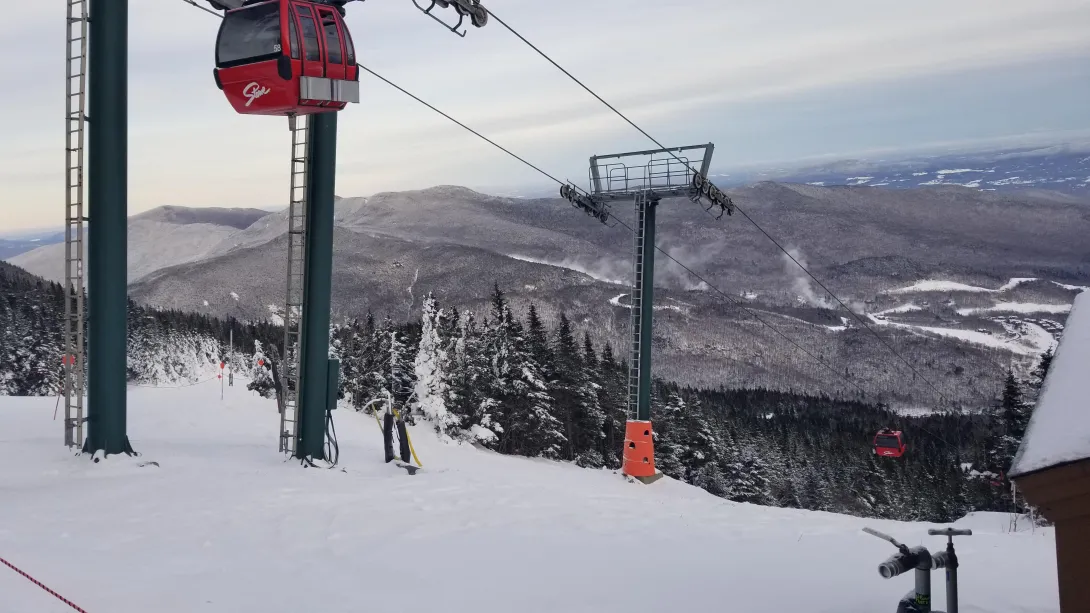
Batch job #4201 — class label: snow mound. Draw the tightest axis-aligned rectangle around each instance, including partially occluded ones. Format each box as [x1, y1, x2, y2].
[0, 385, 1059, 613]
[1011, 293, 1090, 476]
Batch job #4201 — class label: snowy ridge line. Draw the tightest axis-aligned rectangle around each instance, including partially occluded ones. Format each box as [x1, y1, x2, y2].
[0, 556, 90, 613]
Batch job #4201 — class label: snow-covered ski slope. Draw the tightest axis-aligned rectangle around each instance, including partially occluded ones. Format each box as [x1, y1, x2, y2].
[0, 384, 1058, 613]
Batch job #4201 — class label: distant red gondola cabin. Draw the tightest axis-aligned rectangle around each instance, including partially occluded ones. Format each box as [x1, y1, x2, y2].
[214, 0, 359, 116]
[874, 429, 906, 458]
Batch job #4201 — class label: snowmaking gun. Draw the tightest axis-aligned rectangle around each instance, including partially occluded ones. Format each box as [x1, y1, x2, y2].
[863, 527, 972, 613]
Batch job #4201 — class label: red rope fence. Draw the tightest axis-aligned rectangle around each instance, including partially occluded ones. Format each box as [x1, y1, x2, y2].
[0, 556, 90, 613]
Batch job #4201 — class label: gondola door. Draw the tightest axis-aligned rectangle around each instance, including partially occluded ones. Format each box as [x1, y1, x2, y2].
[291, 2, 327, 110]
[316, 6, 346, 82]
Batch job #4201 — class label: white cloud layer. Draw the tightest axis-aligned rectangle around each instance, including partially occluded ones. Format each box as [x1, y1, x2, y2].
[2, 0, 1089, 230]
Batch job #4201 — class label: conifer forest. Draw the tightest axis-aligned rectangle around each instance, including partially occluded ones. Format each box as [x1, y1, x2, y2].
[2, 262, 1047, 522]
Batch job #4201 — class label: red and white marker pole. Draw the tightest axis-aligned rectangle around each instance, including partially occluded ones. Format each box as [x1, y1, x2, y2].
[219, 361, 225, 400]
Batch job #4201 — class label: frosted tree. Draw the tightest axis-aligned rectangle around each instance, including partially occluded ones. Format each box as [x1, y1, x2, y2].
[387, 323, 416, 417]
[414, 295, 454, 430]
[485, 284, 565, 458]
[444, 311, 500, 443]
[722, 440, 773, 505]
[525, 303, 553, 378]
[652, 392, 687, 479]
[597, 342, 627, 469]
[550, 314, 605, 466]
[577, 332, 608, 468]
[356, 312, 386, 411]
[247, 339, 276, 398]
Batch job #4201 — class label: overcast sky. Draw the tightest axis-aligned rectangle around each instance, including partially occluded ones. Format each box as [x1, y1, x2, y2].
[2, 0, 1089, 232]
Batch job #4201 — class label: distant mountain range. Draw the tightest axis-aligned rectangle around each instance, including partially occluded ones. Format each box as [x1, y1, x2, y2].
[6, 206, 269, 282]
[6, 179, 1086, 411]
[0, 232, 64, 260]
[712, 144, 1090, 197]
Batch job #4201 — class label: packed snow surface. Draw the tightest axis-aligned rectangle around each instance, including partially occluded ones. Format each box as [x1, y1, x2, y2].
[887, 280, 1000, 294]
[956, 302, 1072, 316]
[998, 277, 1038, 292]
[0, 385, 1058, 613]
[1011, 293, 1090, 476]
[1052, 282, 1089, 292]
[886, 277, 1045, 295]
[868, 314, 1054, 356]
[874, 303, 924, 316]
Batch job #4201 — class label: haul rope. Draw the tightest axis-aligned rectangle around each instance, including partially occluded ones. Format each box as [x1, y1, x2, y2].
[0, 556, 90, 613]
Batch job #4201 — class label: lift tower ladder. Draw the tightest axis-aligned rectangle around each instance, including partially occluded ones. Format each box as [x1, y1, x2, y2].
[63, 0, 89, 449]
[280, 115, 310, 455]
[627, 190, 652, 418]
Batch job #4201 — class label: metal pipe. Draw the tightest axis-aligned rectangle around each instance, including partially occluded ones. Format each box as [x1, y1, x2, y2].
[913, 561, 932, 613]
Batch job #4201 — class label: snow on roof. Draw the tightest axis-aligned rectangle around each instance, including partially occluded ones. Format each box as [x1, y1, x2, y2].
[1010, 292, 1090, 477]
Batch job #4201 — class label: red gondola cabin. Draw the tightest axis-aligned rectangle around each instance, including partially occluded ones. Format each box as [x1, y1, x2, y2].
[873, 429, 906, 458]
[214, 0, 359, 116]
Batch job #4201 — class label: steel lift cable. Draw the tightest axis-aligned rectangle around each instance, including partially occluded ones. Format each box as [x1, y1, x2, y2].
[179, 0, 223, 18]
[479, 6, 953, 407]
[174, 0, 954, 449]
[354, 64, 968, 450]
[353, 64, 872, 397]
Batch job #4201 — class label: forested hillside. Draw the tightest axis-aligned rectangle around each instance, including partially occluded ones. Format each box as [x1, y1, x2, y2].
[307, 286, 1044, 522]
[0, 261, 280, 395]
[2, 262, 1043, 522]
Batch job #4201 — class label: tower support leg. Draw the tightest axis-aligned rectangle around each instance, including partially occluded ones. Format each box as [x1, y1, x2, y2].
[84, 0, 133, 456]
[623, 192, 660, 481]
[297, 112, 337, 460]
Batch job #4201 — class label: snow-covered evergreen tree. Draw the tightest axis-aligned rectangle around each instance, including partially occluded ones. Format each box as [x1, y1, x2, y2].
[598, 343, 627, 469]
[550, 316, 605, 467]
[653, 393, 688, 479]
[485, 285, 565, 458]
[414, 295, 453, 430]
[247, 340, 276, 398]
[444, 310, 499, 443]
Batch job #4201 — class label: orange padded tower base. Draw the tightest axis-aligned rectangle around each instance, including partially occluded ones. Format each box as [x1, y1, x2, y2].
[622, 420, 656, 478]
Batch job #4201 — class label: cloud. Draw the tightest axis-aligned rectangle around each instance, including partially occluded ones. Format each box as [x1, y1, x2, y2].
[2, 0, 1089, 230]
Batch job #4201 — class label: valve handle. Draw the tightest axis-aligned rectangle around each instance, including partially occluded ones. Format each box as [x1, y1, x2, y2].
[927, 528, 972, 537]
